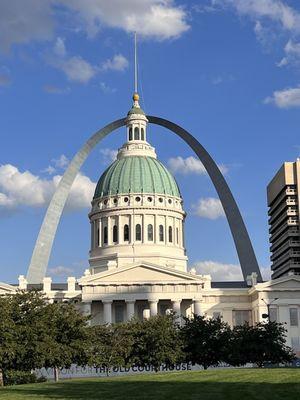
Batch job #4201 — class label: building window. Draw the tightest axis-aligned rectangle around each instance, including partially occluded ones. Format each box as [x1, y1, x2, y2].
[115, 304, 124, 323]
[141, 127, 145, 140]
[136, 224, 142, 241]
[159, 225, 164, 242]
[233, 310, 251, 326]
[134, 127, 139, 140]
[124, 224, 129, 241]
[148, 224, 153, 241]
[129, 127, 133, 141]
[103, 226, 108, 244]
[176, 228, 179, 244]
[97, 228, 100, 247]
[168, 226, 173, 242]
[213, 311, 221, 320]
[291, 337, 300, 352]
[269, 308, 277, 322]
[290, 308, 299, 326]
[113, 225, 118, 243]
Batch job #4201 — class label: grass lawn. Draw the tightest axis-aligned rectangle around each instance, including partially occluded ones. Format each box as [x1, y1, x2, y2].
[0, 369, 300, 400]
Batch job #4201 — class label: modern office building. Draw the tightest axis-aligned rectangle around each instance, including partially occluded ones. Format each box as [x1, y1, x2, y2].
[267, 160, 300, 279]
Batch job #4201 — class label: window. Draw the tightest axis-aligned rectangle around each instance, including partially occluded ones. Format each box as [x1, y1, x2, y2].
[134, 127, 139, 140]
[115, 304, 124, 323]
[148, 224, 153, 241]
[213, 311, 221, 320]
[290, 308, 299, 326]
[141, 127, 145, 140]
[291, 337, 300, 351]
[269, 308, 277, 322]
[113, 225, 118, 243]
[159, 225, 164, 242]
[103, 226, 108, 244]
[136, 224, 142, 241]
[176, 228, 179, 244]
[129, 127, 133, 141]
[233, 310, 251, 326]
[124, 224, 129, 241]
[168, 226, 173, 242]
[97, 228, 100, 247]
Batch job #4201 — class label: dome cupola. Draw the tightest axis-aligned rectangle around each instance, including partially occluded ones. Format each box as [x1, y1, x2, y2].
[88, 93, 188, 274]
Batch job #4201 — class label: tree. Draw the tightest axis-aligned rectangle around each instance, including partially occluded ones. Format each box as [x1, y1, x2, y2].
[128, 314, 183, 371]
[225, 321, 295, 368]
[41, 301, 90, 381]
[87, 323, 133, 376]
[0, 296, 16, 386]
[181, 315, 231, 370]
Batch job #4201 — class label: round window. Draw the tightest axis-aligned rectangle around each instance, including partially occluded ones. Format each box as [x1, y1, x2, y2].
[124, 197, 129, 203]
[135, 196, 141, 202]
[147, 197, 153, 202]
[168, 199, 172, 204]
[113, 198, 118, 204]
[104, 199, 108, 205]
[159, 197, 163, 203]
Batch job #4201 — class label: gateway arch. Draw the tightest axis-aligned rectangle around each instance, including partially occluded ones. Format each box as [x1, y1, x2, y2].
[26, 116, 262, 283]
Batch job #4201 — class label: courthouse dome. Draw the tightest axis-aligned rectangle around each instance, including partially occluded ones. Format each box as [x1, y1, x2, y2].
[94, 156, 181, 198]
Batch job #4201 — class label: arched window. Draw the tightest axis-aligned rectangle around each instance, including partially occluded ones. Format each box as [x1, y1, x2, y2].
[129, 127, 133, 141]
[136, 224, 142, 241]
[113, 225, 118, 243]
[176, 228, 179, 244]
[148, 224, 153, 241]
[124, 224, 129, 241]
[97, 228, 100, 247]
[168, 226, 173, 243]
[103, 226, 108, 244]
[159, 225, 164, 242]
[141, 127, 145, 141]
[134, 127, 139, 140]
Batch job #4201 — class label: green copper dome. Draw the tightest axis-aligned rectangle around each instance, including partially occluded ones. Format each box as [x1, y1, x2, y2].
[94, 156, 181, 198]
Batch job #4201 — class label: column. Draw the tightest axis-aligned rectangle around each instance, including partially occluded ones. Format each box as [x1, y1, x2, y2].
[103, 301, 112, 324]
[172, 300, 181, 316]
[149, 300, 158, 317]
[107, 217, 111, 245]
[194, 300, 202, 316]
[126, 300, 135, 321]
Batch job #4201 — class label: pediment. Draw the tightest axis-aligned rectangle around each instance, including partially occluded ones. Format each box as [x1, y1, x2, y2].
[256, 276, 300, 291]
[0, 282, 16, 294]
[79, 263, 204, 286]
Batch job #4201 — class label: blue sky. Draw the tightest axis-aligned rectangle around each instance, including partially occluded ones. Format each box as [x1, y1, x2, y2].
[1, 0, 300, 283]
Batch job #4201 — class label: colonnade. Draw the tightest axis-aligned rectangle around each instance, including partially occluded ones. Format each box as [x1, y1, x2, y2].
[82, 298, 203, 325]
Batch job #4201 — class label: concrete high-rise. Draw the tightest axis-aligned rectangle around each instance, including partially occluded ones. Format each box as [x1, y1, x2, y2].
[267, 160, 300, 278]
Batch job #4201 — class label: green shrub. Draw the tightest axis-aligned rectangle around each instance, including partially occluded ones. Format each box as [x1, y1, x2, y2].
[3, 370, 46, 386]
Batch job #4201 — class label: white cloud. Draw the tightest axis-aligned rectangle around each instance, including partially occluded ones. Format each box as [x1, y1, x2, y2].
[0, 0, 53, 52]
[52, 154, 69, 169]
[0, 1, 189, 52]
[192, 260, 243, 281]
[277, 39, 300, 67]
[99, 82, 117, 94]
[48, 265, 74, 276]
[101, 54, 129, 72]
[59, 0, 190, 40]
[0, 163, 96, 215]
[43, 85, 70, 94]
[60, 55, 96, 83]
[191, 260, 271, 281]
[192, 197, 225, 220]
[264, 86, 300, 109]
[99, 148, 118, 164]
[168, 156, 228, 175]
[213, 0, 300, 33]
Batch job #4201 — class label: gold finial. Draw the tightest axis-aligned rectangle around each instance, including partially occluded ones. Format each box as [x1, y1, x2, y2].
[133, 92, 139, 101]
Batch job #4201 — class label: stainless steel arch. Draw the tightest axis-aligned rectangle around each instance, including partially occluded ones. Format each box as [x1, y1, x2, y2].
[27, 118, 126, 283]
[148, 116, 262, 282]
[27, 115, 262, 283]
